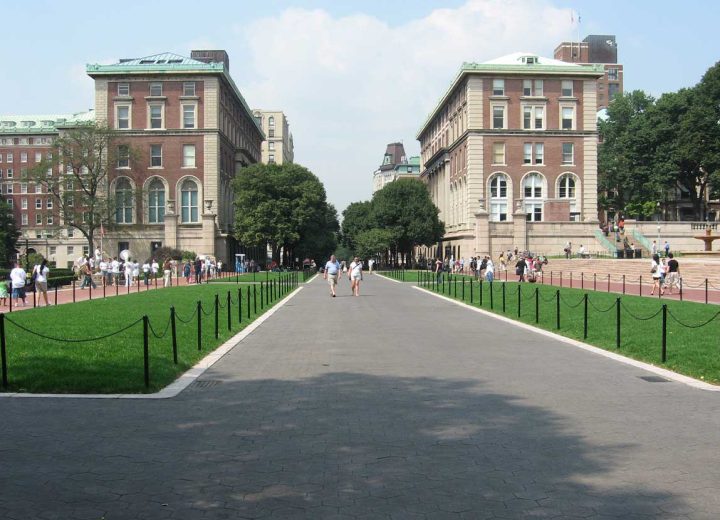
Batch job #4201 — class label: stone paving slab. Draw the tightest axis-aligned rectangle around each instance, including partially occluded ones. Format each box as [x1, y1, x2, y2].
[1, 274, 720, 518]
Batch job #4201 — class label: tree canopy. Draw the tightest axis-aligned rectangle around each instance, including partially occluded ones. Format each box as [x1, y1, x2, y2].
[599, 61, 720, 220]
[232, 162, 338, 263]
[342, 178, 444, 263]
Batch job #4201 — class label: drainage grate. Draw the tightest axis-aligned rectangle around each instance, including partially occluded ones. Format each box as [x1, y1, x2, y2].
[639, 375, 671, 383]
[189, 380, 224, 389]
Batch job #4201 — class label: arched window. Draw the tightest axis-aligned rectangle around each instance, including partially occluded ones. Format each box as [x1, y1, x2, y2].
[523, 173, 544, 222]
[148, 178, 165, 224]
[489, 174, 509, 222]
[558, 174, 579, 221]
[115, 178, 133, 224]
[180, 179, 199, 223]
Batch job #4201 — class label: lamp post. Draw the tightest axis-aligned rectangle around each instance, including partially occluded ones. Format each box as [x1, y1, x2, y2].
[24, 238, 30, 272]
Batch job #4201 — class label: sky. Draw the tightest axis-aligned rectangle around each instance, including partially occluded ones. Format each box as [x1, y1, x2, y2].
[1, 0, 718, 214]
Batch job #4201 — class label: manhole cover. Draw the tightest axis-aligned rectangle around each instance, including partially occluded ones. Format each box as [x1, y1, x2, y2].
[189, 380, 223, 389]
[639, 375, 671, 383]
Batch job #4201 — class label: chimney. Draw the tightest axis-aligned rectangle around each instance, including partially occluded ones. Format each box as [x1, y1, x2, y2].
[190, 50, 230, 70]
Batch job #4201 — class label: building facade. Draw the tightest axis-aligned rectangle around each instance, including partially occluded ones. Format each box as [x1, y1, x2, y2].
[371, 142, 420, 193]
[1, 50, 264, 267]
[417, 53, 604, 260]
[253, 110, 294, 165]
[554, 35, 623, 110]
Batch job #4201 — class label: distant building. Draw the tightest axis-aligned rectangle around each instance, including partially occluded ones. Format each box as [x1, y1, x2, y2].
[253, 110, 294, 165]
[372, 142, 420, 193]
[554, 35, 623, 110]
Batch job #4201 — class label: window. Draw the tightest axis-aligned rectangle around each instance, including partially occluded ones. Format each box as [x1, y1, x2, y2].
[5, 184, 12, 194]
[558, 174, 576, 198]
[6, 198, 12, 207]
[67, 228, 74, 238]
[150, 82, 162, 96]
[49, 246, 56, 256]
[67, 246, 74, 255]
[492, 105, 505, 129]
[150, 144, 162, 167]
[6, 168, 12, 178]
[182, 104, 196, 129]
[607, 68, 618, 81]
[182, 145, 196, 167]
[268, 129, 275, 138]
[117, 145, 129, 168]
[148, 179, 165, 224]
[523, 106, 545, 130]
[21, 213, 28, 225]
[562, 143, 574, 164]
[36, 214, 42, 225]
[268, 141, 275, 151]
[115, 178, 133, 224]
[20, 183, 28, 194]
[7, 153, 13, 162]
[21, 198, 27, 209]
[46, 199, 53, 209]
[489, 174, 509, 222]
[269, 154, 275, 163]
[183, 82, 196, 96]
[180, 179, 199, 223]
[561, 80, 574, 97]
[47, 215, 53, 225]
[35, 198, 42, 209]
[35, 152, 42, 163]
[83, 245, 89, 257]
[149, 105, 163, 129]
[268, 116, 275, 127]
[523, 142, 545, 165]
[561, 107, 575, 130]
[523, 79, 543, 96]
[534, 143, 544, 164]
[116, 105, 130, 129]
[492, 143, 505, 165]
[118, 83, 130, 96]
[523, 173, 544, 222]
[608, 83, 620, 100]
[492, 79, 505, 96]
[20, 152, 27, 163]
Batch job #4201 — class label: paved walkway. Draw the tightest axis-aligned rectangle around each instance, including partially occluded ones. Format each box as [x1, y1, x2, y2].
[2, 275, 720, 518]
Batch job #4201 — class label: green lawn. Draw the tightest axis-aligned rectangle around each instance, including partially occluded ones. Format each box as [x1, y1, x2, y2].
[381, 271, 720, 385]
[1, 277, 298, 394]
[210, 271, 301, 283]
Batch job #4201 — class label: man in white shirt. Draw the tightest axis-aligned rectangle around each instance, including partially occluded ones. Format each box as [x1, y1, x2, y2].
[142, 261, 151, 286]
[323, 255, 341, 297]
[484, 256, 495, 283]
[10, 262, 27, 307]
[110, 257, 120, 286]
[151, 259, 159, 282]
[99, 259, 109, 286]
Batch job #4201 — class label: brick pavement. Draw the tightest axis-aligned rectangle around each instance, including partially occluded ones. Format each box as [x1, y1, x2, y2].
[1, 274, 720, 518]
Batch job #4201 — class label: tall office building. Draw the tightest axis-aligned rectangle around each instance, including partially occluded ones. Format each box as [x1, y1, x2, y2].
[253, 110, 294, 165]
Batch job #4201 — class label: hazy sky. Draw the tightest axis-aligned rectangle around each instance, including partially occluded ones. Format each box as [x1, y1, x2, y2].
[1, 0, 718, 213]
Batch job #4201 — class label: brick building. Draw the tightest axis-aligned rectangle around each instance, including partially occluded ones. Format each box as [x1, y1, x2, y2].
[417, 53, 604, 260]
[1, 50, 264, 267]
[372, 142, 420, 194]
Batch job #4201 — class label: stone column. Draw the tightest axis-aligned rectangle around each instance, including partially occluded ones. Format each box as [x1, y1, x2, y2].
[474, 197, 490, 256]
[163, 199, 178, 249]
[201, 199, 217, 257]
[513, 199, 528, 251]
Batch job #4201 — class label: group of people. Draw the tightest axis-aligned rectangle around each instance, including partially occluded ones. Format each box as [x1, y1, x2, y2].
[182, 257, 223, 285]
[650, 253, 681, 296]
[323, 255, 364, 297]
[79, 255, 175, 289]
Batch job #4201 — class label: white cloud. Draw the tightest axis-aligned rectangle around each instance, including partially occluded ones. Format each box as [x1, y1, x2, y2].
[233, 0, 575, 212]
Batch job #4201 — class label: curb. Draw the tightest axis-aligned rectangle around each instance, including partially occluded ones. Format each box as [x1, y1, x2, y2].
[413, 284, 720, 393]
[1, 285, 305, 400]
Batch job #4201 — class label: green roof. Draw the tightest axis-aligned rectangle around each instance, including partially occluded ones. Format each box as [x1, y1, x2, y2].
[87, 53, 263, 136]
[0, 111, 95, 134]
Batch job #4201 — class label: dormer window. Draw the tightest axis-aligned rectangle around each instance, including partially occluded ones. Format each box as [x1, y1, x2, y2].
[522, 55, 538, 64]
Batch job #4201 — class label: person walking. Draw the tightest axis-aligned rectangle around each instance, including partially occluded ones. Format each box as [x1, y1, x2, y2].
[32, 259, 50, 306]
[434, 257, 443, 285]
[485, 256, 495, 283]
[81, 261, 96, 290]
[663, 240, 671, 257]
[349, 256, 363, 296]
[10, 262, 27, 307]
[110, 257, 120, 286]
[124, 259, 133, 288]
[650, 253, 662, 295]
[163, 258, 172, 287]
[142, 260, 151, 286]
[183, 261, 192, 285]
[651, 240, 658, 256]
[194, 257, 203, 284]
[515, 256, 527, 283]
[324, 255, 341, 297]
[662, 253, 680, 295]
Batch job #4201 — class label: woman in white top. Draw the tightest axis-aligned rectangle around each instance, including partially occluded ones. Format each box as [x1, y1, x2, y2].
[124, 260, 134, 287]
[33, 259, 50, 306]
[650, 253, 662, 295]
[348, 257, 363, 296]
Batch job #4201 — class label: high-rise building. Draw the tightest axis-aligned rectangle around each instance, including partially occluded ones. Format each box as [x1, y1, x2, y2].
[417, 52, 604, 260]
[253, 110, 294, 165]
[372, 142, 420, 193]
[0, 50, 264, 267]
[554, 35, 623, 110]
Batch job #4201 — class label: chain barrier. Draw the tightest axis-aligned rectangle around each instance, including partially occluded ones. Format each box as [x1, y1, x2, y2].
[667, 308, 720, 329]
[620, 303, 663, 321]
[539, 291, 557, 303]
[5, 316, 143, 343]
[148, 317, 171, 339]
[560, 293, 585, 309]
[175, 307, 198, 324]
[200, 303, 214, 316]
[587, 298, 616, 313]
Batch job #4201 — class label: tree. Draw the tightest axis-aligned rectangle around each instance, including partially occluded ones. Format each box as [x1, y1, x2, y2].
[354, 228, 393, 260]
[31, 122, 135, 254]
[0, 200, 20, 267]
[370, 179, 445, 263]
[232, 162, 339, 265]
[341, 201, 374, 251]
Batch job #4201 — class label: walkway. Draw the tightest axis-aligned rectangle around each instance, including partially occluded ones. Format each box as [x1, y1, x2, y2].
[1, 275, 720, 518]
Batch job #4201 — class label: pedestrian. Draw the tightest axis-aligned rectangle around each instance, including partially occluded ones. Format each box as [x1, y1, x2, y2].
[10, 262, 26, 307]
[163, 258, 172, 287]
[110, 257, 120, 286]
[498, 251, 506, 272]
[485, 256, 495, 283]
[435, 257, 443, 284]
[349, 256, 363, 296]
[619, 217, 625, 234]
[662, 253, 680, 295]
[194, 257, 203, 284]
[368, 258, 375, 274]
[132, 260, 140, 284]
[515, 256, 527, 283]
[324, 254, 341, 297]
[650, 253, 662, 296]
[124, 259, 133, 287]
[183, 261, 192, 284]
[32, 259, 50, 306]
[142, 260, 151, 286]
[651, 240, 658, 256]
[151, 258, 159, 282]
[564, 241, 572, 259]
[663, 240, 670, 257]
[0, 277, 8, 307]
[81, 261, 96, 290]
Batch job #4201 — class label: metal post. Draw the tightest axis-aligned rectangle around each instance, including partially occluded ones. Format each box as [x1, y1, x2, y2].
[622, 274, 626, 295]
[583, 294, 588, 339]
[502, 282, 506, 313]
[103, 281, 106, 299]
[0, 313, 7, 389]
[454, 278, 457, 298]
[253, 285, 257, 314]
[470, 279, 473, 304]
[593, 273, 596, 291]
[556, 290, 560, 330]
[517, 283, 521, 318]
[247, 286, 251, 319]
[480, 279, 483, 306]
[640, 275, 643, 297]
[197, 301, 202, 351]
[214, 294, 219, 339]
[607, 274, 610, 293]
[535, 287, 539, 323]
[581, 272, 584, 290]
[143, 315, 149, 388]
[490, 281, 494, 309]
[238, 287, 242, 323]
[55, 285, 58, 306]
[72, 279, 76, 302]
[706, 279, 709, 305]
[227, 291, 232, 331]
[616, 298, 621, 349]
[560, 271, 563, 288]
[260, 282, 264, 309]
[661, 304, 667, 362]
[462, 279, 465, 300]
[570, 272, 572, 289]
[171, 306, 178, 365]
[680, 278, 683, 301]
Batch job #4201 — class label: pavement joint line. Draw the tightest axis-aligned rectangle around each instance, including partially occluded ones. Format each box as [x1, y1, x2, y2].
[0, 285, 305, 400]
[410, 283, 720, 393]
